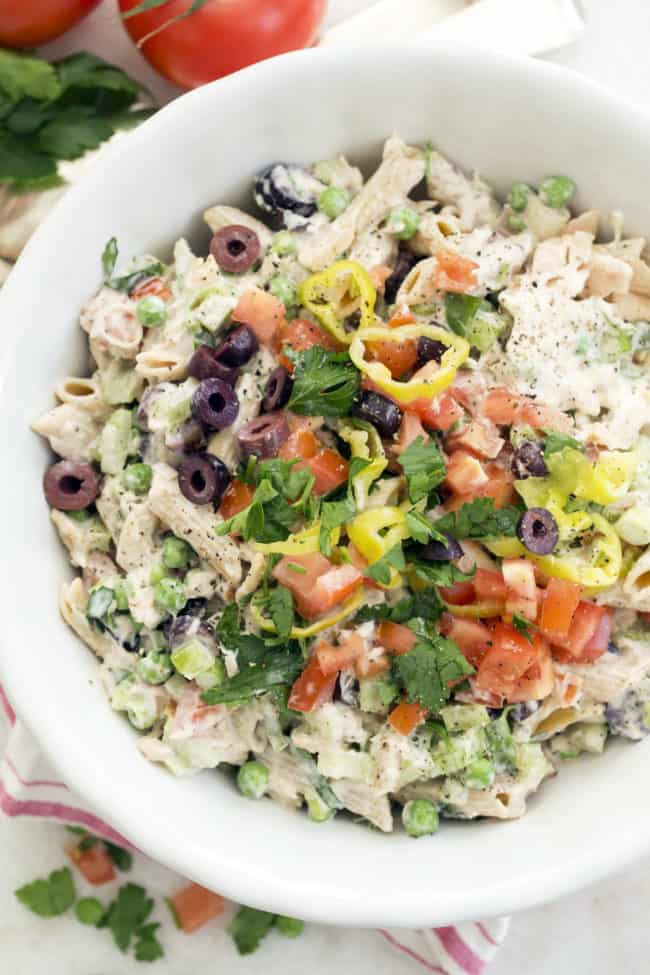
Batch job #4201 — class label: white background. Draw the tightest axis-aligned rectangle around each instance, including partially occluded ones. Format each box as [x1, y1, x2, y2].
[3, 1, 650, 972]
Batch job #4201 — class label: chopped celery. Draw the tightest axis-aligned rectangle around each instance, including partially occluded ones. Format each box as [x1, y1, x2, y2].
[359, 676, 399, 713]
[440, 704, 490, 733]
[99, 408, 137, 475]
[171, 638, 214, 679]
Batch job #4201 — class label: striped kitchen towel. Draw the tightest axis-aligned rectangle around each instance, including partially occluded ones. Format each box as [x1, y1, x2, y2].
[0, 684, 508, 973]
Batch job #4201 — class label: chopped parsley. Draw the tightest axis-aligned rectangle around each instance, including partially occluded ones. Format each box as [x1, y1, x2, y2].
[367, 543, 406, 585]
[512, 614, 537, 644]
[435, 497, 522, 539]
[409, 556, 475, 588]
[405, 508, 446, 545]
[217, 479, 295, 544]
[394, 635, 473, 714]
[356, 589, 443, 626]
[202, 653, 302, 705]
[262, 585, 295, 640]
[101, 883, 154, 953]
[215, 604, 269, 666]
[15, 867, 75, 918]
[229, 906, 276, 955]
[287, 347, 360, 417]
[444, 293, 483, 337]
[319, 497, 356, 556]
[543, 430, 585, 456]
[398, 436, 446, 503]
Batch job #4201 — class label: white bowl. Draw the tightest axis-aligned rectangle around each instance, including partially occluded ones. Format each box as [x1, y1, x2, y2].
[1, 44, 649, 928]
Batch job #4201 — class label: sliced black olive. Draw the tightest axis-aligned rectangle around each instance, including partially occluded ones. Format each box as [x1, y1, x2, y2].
[187, 344, 239, 385]
[517, 507, 559, 555]
[178, 452, 230, 506]
[384, 247, 421, 305]
[237, 413, 290, 460]
[210, 225, 260, 273]
[43, 460, 99, 511]
[417, 335, 447, 366]
[351, 390, 402, 439]
[165, 612, 215, 650]
[262, 366, 293, 412]
[254, 163, 324, 224]
[191, 378, 239, 430]
[420, 533, 464, 562]
[511, 440, 548, 480]
[215, 325, 258, 367]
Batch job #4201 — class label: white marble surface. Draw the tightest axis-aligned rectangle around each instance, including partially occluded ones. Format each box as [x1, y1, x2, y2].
[4, 0, 650, 971]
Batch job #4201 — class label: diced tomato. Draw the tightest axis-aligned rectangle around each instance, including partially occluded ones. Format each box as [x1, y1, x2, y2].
[289, 654, 338, 712]
[412, 391, 465, 431]
[445, 450, 488, 495]
[388, 311, 417, 328]
[475, 621, 538, 698]
[447, 419, 504, 460]
[539, 578, 583, 642]
[130, 276, 171, 302]
[482, 387, 573, 433]
[438, 580, 476, 605]
[316, 633, 365, 675]
[377, 621, 417, 655]
[473, 568, 507, 603]
[439, 613, 492, 668]
[388, 699, 428, 736]
[274, 553, 363, 620]
[551, 602, 612, 662]
[68, 841, 116, 886]
[219, 479, 254, 519]
[369, 264, 394, 293]
[276, 317, 339, 370]
[483, 463, 517, 509]
[355, 651, 392, 678]
[394, 411, 428, 455]
[507, 634, 554, 702]
[278, 427, 319, 461]
[502, 558, 538, 621]
[433, 248, 478, 293]
[296, 448, 348, 494]
[170, 883, 225, 934]
[367, 335, 418, 378]
[232, 288, 286, 345]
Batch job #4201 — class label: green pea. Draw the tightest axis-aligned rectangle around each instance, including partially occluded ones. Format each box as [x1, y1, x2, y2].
[136, 295, 167, 327]
[149, 562, 168, 585]
[402, 799, 439, 838]
[269, 274, 298, 308]
[162, 535, 193, 570]
[305, 789, 335, 823]
[137, 651, 173, 685]
[86, 586, 115, 621]
[154, 577, 186, 615]
[271, 230, 297, 256]
[385, 206, 421, 240]
[75, 897, 104, 926]
[463, 757, 495, 790]
[236, 760, 269, 799]
[507, 182, 531, 213]
[123, 462, 152, 495]
[317, 186, 349, 220]
[66, 508, 91, 522]
[275, 915, 305, 938]
[539, 175, 576, 209]
[508, 214, 527, 232]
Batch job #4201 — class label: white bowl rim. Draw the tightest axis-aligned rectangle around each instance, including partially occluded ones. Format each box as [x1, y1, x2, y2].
[2, 41, 650, 927]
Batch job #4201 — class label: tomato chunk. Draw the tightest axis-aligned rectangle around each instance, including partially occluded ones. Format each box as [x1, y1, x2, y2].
[273, 554, 362, 620]
[388, 700, 428, 736]
[316, 633, 365, 675]
[377, 621, 417, 655]
[278, 427, 319, 461]
[171, 883, 225, 934]
[551, 602, 612, 662]
[130, 276, 171, 301]
[276, 317, 339, 370]
[297, 448, 348, 494]
[289, 655, 338, 712]
[482, 387, 573, 433]
[507, 634, 554, 702]
[355, 652, 392, 678]
[447, 419, 504, 460]
[412, 391, 464, 431]
[395, 411, 428, 455]
[473, 569, 507, 603]
[438, 580, 476, 605]
[539, 578, 583, 642]
[439, 613, 491, 668]
[232, 288, 286, 345]
[445, 450, 488, 495]
[433, 248, 478, 293]
[219, 479, 254, 519]
[68, 842, 116, 886]
[367, 335, 418, 378]
[475, 621, 538, 697]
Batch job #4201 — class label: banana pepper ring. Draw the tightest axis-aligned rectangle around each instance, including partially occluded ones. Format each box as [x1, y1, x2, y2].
[250, 590, 365, 639]
[254, 522, 340, 556]
[297, 260, 376, 345]
[349, 323, 470, 405]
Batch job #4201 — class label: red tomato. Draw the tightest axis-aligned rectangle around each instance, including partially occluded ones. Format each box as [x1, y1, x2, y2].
[539, 578, 583, 642]
[276, 317, 339, 371]
[433, 248, 478, 292]
[395, 411, 428, 455]
[482, 387, 573, 433]
[551, 602, 612, 662]
[367, 335, 418, 379]
[0, 0, 101, 46]
[315, 633, 365, 675]
[355, 651, 391, 678]
[475, 621, 538, 697]
[170, 883, 225, 933]
[438, 580, 476, 606]
[448, 462, 515, 511]
[219, 479, 254, 519]
[273, 553, 362, 620]
[439, 614, 491, 668]
[289, 654, 338, 712]
[445, 450, 488, 495]
[377, 621, 417, 655]
[388, 700, 428, 736]
[297, 449, 348, 495]
[278, 427, 319, 461]
[130, 276, 171, 301]
[412, 391, 464, 431]
[507, 634, 554, 702]
[231, 289, 286, 345]
[119, 0, 327, 90]
[473, 569, 507, 603]
[68, 842, 116, 886]
[446, 419, 504, 460]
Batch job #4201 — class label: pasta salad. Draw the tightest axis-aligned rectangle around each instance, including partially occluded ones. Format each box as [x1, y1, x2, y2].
[34, 137, 650, 836]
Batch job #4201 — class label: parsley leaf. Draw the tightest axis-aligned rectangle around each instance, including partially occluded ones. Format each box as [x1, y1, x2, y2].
[102, 237, 118, 279]
[405, 508, 446, 545]
[229, 905, 276, 955]
[134, 922, 164, 962]
[512, 614, 537, 644]
[367, 543, 405, 585]
[105, 841, 133, 872]
[217, 479, 294, 543]
[288, 347, 360, 418]
[444, 293, 483, 337]
[35, 106, 113, 160]
[543, 430, 584, 456]
[15, 867, 75, 918]
[409, 556, 475, 588]
[108, 260, 166, 295]
[356, 589, 443, 625]
[0, 50, 61, 101]
[435, 497, 522, 539]
[201, 653, 302, 705]
[319, 497, 356, 556]
[266, 585, 295, 640]
[215, 604, 268, 666]
[103, 883, 153, 952]
[394, 635, 474, 714]
[399, 436, 446, 503]
[0, 129, 56, 185]
[56, 52, 143, 104]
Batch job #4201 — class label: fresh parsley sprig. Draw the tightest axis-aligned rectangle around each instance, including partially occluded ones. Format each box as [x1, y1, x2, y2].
[434, 497, 522, 540]
[398, 435, 446, 503]
[287, 346, 360, 418]
[394, 634, 474, 714]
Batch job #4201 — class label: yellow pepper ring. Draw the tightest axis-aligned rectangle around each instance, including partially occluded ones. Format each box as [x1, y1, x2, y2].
[250, 590, 365, 638]
[349, 324, 470, 405]
[298, 260, 376, 346]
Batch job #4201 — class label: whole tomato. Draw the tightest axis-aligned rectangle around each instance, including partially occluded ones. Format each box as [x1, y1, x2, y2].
[118, 0, 327, 90]
[0, 0, 102, 47]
